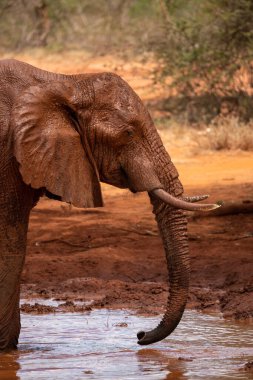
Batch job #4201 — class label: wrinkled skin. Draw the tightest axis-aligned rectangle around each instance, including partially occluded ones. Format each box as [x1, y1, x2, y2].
[0, 59, 189, 350]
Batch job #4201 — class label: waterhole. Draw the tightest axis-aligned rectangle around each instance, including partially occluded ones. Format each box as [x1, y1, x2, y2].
[0, 307, 252, 379]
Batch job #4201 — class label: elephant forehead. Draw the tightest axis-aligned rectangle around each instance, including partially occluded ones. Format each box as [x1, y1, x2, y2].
[113, 83, 143, 112]
[93, 72, 144, 114]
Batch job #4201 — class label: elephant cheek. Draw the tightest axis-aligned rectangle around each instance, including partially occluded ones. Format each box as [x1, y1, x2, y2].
[122, 156, 163, 193]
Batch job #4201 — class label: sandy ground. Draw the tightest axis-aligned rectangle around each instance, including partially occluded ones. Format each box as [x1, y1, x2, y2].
[2, 51, 252, 320]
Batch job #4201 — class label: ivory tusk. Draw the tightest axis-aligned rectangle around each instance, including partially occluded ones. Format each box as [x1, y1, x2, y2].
[150, 189, 220, 212]
[182, 194, 209, 203]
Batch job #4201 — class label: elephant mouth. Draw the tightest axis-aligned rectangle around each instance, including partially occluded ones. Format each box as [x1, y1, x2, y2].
[44, 190, 62, 202]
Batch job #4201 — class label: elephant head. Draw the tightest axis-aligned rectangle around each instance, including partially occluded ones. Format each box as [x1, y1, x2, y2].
[11, 71, 218, 345]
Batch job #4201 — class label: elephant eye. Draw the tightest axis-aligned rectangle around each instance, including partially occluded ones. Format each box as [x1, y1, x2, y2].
[126, 128, 134, 138]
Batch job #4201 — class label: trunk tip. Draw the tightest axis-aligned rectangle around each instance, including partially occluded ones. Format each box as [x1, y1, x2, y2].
[137, 330, 147, 345]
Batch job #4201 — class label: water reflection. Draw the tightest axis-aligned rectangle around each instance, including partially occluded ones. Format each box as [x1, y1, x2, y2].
[137, 349, 187, 379]
[0, 309, 252, 379]
[0, 350, 20, 380]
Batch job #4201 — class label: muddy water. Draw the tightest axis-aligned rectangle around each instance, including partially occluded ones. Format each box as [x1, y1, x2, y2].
[0, 308, 252, 380]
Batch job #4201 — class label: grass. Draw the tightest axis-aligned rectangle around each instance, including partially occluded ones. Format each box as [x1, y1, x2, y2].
[192, 117, 253, 151]
[155, 116, 253, 152]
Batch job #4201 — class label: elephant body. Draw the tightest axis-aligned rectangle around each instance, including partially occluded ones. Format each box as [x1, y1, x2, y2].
[0, 61, 38, 348]
[0, 59, 216, 350]
[0, 139, 33, 349]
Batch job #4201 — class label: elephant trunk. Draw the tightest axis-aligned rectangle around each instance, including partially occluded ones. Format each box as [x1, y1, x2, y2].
[137, 200, 189, 345]
[137, 144, 190, 345]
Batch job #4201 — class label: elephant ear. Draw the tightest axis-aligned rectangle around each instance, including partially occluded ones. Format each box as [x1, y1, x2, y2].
[12, 82, 103, 208]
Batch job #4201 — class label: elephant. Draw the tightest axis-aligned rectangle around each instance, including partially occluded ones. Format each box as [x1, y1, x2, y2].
[0, 59, 219, 350]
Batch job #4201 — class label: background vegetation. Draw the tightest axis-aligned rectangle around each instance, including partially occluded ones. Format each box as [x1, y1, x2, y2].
[157, 0, 253, 123]
[0, 0, 161, 53]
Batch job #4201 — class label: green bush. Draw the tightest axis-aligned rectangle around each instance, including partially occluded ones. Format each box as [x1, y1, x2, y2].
[157, 0, 253, 96]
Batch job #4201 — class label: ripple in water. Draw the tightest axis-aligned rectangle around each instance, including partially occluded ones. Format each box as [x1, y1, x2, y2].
[0, 309, 252, 379]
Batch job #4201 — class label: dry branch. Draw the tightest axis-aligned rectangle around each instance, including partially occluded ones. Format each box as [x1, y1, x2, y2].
[193, 201, 253, 217]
